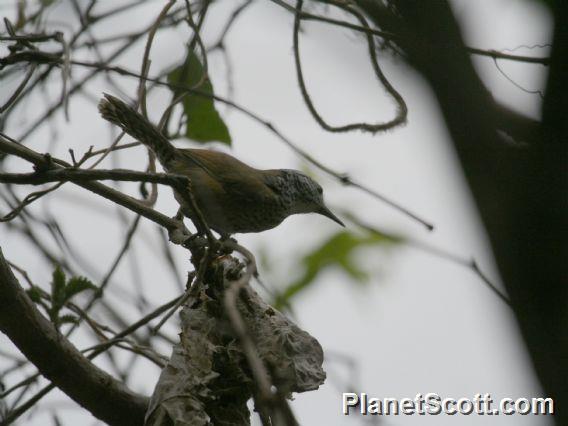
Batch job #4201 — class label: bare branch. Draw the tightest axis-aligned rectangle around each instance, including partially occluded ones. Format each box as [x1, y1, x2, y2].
[0, 133, 187, 233]
[270, 0, 550, 65]
[293, 0, 407, 133]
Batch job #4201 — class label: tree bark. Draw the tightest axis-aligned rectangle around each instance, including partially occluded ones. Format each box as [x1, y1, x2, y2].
[357, 0, 567, 422]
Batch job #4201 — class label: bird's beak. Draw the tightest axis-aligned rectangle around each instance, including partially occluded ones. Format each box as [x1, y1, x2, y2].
[318, 205, 345, 227]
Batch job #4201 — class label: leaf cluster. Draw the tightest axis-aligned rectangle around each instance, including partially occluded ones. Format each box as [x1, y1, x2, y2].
[26, 267, 96, 330]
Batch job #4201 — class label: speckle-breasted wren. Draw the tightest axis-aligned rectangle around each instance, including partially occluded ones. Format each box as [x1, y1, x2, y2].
[98, 94, 344, 237]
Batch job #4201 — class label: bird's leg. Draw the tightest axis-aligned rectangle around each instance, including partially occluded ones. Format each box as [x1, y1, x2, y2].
[171, 208, 222, 253]
[173, 207, 207, 240]
[176, 206, 209, 239]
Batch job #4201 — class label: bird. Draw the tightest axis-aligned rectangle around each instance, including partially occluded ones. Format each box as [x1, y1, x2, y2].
[98, 94, 344, 238]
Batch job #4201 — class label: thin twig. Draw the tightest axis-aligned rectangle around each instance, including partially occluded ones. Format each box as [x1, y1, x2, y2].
[138, 0, 176, 117]
[344, 212, 511, 306]
[0, 132, 190, 233]
[0, 64, 36, 114]
[269, 0, 550, 65]
[293, 0, 407, 133]
[151, 247, 211, 335]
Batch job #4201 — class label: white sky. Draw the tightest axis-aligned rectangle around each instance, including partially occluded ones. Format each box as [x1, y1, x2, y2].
[0, 0, 554, 425]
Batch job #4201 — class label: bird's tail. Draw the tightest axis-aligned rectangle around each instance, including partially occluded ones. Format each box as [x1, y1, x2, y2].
[98, 93, 176, 166]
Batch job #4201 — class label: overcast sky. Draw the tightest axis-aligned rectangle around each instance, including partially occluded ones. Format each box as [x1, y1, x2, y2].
[0, 1, 554, 425]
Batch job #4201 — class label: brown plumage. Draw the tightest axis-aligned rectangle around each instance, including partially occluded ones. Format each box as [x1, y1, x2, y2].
[98, 94, 344, 237]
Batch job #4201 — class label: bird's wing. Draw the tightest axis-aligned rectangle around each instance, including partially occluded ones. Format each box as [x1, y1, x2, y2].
[176, 149, 279, 202]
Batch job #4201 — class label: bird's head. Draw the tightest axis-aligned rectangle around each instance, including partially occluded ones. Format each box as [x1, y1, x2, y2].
[273, 170, 345, 227]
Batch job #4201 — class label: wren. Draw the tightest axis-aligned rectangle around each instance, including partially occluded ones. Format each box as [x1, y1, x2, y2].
[98, 94, 344, 237]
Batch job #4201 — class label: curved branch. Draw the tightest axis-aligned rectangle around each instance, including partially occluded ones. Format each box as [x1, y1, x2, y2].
[353, 0, 544, 147]
[293, 0, 407, 133]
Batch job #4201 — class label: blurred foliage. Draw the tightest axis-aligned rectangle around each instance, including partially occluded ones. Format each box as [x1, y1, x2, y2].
[273, 229, 401, 310]
[168, 49, 231, 145]
[26, 266, 95, 330]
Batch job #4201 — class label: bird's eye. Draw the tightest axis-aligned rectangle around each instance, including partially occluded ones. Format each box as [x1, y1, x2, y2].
[317, 187, 323, 194]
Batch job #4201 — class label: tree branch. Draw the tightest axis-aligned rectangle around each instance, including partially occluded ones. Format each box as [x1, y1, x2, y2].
[0, 247, 149, 425]
[292, 0, 407, 133]
[0, 133, 186, 232]
[0, 167, 185, 186]
[356, 2, 568, 424]
[353, 0, 544, 146]
[271, 0, 550, 65]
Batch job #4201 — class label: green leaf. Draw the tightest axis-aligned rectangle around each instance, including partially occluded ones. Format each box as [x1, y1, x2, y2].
[48, 268, 95, 328]
[64, 276, 96, 302]
[58, 314, 78, 326]
[26, 286, 43, 303]
[26, 287, 51, 315]
[168, 49, 231, 145]
[50, 266, 66, 311]
[274, 230, 398, 309]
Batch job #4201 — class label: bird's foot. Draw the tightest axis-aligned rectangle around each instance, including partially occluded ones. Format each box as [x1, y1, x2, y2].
[219, 235, 237, 255]
[167, 209, 206, 248]
[168, 224, 191, 245]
